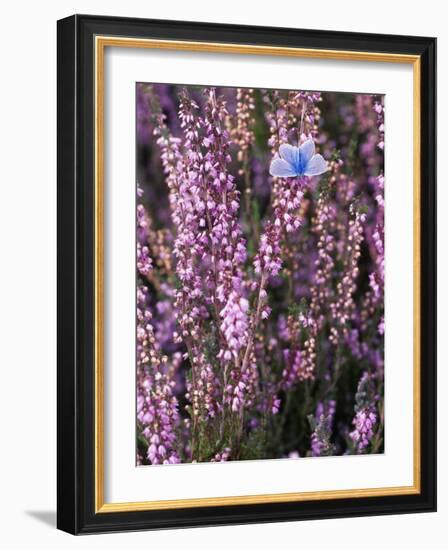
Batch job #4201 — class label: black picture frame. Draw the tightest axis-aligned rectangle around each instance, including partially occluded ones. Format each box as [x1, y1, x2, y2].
[57, 14, 436, 534]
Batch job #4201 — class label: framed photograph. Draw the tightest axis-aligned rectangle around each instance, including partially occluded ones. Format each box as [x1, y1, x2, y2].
[57, 14, 436, 534]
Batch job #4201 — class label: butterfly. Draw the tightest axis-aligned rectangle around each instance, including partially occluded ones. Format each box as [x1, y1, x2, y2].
[269, 139, 328, 178]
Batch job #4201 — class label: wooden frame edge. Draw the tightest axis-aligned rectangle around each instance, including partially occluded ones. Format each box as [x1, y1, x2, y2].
[93, 35, 422, 514]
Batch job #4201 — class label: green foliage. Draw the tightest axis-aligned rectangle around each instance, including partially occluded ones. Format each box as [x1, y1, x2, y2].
[240, 428, 268, 460]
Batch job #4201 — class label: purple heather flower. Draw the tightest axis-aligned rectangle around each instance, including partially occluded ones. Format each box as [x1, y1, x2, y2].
[309, 400, 336, 457]
[219, 292, 249, 359]
[136, 285, 181, 466]
[349, 372, 379, 454]
[310, 416, 334, 457]
[211, 447, 232, 462]
[269, 140, 328, 178]
[281, 349, 302, 389]
[350, 408, 377, 452]
[137, 84, 384, 465]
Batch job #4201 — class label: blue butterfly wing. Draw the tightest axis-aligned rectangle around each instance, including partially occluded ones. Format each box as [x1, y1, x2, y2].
[303, 154, 328, 177]
[279, 144, 298, 166]
[269, 158, 297, 178]
[299, 139, 315, 168]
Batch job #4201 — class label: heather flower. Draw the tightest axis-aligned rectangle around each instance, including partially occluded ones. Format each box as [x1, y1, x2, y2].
[253, 175, 304, 279]
[263, 90, 289, 152]
[231, 88, 256, 164]
[281, 349, 302, 390]
[310, 187, 337, 330]
[136, 84, 385, 464]
[374, 100, 385, 150]
[137, 285, 181, 465]
[349, 372, 379, 453]
[350, 408, 377, 452]
[136, 186, 153, 277]
[281, 309, 317, 386]
[330, 205, 366, 346]
[309, 401, 336, 457]
[219, 292, 250, 359]
[309, 401, 336, 458]
[211, 447, 232, 462]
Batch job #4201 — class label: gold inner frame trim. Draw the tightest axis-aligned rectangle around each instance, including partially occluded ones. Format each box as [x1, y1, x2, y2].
[94, 35, 421, 513]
